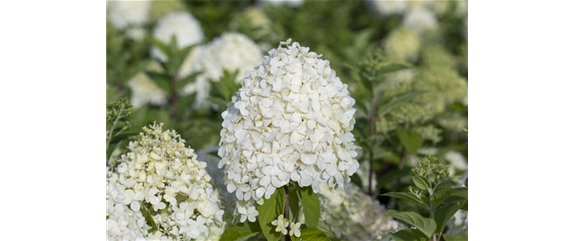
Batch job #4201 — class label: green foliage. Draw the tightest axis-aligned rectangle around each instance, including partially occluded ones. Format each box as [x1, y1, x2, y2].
[298, 186, 320, 228]
[220, 222, 261, 241]
[257, 188, 285, 241]
[383, 156, 468, 240]
[293, 227, 330, 241]
[106, 98, 134, 162]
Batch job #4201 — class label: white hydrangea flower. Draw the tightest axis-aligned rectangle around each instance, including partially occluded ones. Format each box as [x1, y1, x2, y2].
[289, 221, 302, 237]
[127, 72, 168, 108]
[318, 183, 399, 240]
[106, 176, 148, 240]
[259, 0, 304, 8]
[197, 146, 238, 217]
[106, 123, 226, 240]
[271, 215, 289, 235]
[107, 0, 150, 31]
[447, 210, 468, 236]
[182, 33, 263, 108]
[368, 0, 409, 16]
[218, 39, 360, 222]
[444, 151, 468, 176]
[403, 7, 438, 35]
[384, 27, 421, 62]
[150, 12, 205, 62]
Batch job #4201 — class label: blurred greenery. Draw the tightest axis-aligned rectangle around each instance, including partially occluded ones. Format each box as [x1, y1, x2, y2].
[106, 0, 468, 239]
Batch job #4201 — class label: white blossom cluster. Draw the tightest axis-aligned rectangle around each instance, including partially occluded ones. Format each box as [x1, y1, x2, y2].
[444, 151, 468, 177]
[318, 183, 399, 240]
[106, 123, 225, 240]
[403, 7, 438, 35]
[384, 27, 421, 62]
[182, 33, 263, 107]
[259, 0, 304, 8]
[127, 72, 168, 108]
[368, 0, 439, 35]
[107, 0, 151, 40]
[218, 39, 360, 222]
[447, 210, 468, 236]
[151, 12, 205, 62]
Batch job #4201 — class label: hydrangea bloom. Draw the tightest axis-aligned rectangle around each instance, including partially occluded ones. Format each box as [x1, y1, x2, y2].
[260, 0, 304, 8]
[318, 183, 399, 240]
[403, 7, 438, 35]
[107, 0, 150, 31]
[368, 0, 409, 16]
[218, 39, 360, 222]
[447, 210, 468, 236]
[384, 27, 420, 62]
[150, 12, 204, 62]
[127, 72, 168, 108]
[444, 151, 468, 176]
[182, 33, 263, 107]
[106, 123, 225, 240]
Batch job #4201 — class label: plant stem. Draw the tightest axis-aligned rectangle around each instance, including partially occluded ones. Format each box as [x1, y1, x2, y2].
[169, 74, 179, 124]
[284, 185, 291, 241]
[367, 89, 377, 195]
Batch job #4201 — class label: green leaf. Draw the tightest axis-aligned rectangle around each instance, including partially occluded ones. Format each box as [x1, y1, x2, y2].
[298, 186, 320, 228]
[386, 210, 437, 238]
[434, 199, 467, 234]
[220, 222, 261, 241]
[378, 91, 423, 117]
[293, 227, 330, 241]
[390, 228, 428, 241]
[443, 234, 468, 241]
[465, 178, 468, 188]
[379, 62, 411, 75]
[145, 71, 171, 93]
[383, 192, 428, 209]
[177, 71, 201, 90]
[412, 175, 431, 193]
[150, 37, 170, 59]
[451, 188, 468, 199]
[288, 184, 301, 222]
[397, 129, 423, 155]
[257, 188, 285, 241]
[140, 204, 158, 233]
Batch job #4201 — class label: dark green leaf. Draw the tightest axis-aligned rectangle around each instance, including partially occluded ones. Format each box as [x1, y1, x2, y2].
[412, 175, 431, 193]
[150, 37, 170, 59]
[140, 204, 158, 233]
[293, 227, 330, 241]
[386, 210, 437, 238]
[288, 184, 301, 222]
[145, 71, 171, 93]
[379, 62, 411, 75]
[383, 192, 428, 209]
[257, 188, 285, 241]
[220, 222, 261, 241]
[434, 199, 467, 234]
[397, 129, 423, 155]
[443, 234, 468, 241]
[391, 228, 428, 241]
[298, 186, 320, 228]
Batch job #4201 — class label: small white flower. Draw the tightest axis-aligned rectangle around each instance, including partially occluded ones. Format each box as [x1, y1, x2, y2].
[271, 214, 289, 235]
[289, 221, 302, 237]
[238, 205, 259, 222]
